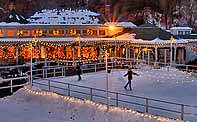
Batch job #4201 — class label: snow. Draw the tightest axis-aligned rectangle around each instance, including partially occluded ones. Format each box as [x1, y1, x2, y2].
[151, 38, 187, 43]
[27, 9, 100, 25]
[9, 15, 13, 19]
[0, 86, 181, 122]
[104, 22, 137, 27]
[170, 27, 193, 30]
[0, 22, 21, 26]
[115, 33, 136, 40]
[34, 65, 197, 121]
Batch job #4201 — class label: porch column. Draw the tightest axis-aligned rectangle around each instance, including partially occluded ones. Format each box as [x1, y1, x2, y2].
[181, 48, 185, 64]
[114, 46, 117, 57]
[126, 47, 128, 59]
[155, 47, 158, 63]
[128, 48, 131, 59]
[164, 49, 167, 65]
[133, 48, 136, 60]
[72, 47, 75, 65]
[148, 51, 150, 65]
[142, 48, 145, 61]
[44, 46, 47, 66]
[174, 46, 177, 64]
[16, 47, 18, 65]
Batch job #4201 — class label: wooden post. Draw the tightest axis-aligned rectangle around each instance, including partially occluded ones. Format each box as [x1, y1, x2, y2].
[90, 88, 93, 101]
[145, 98, 149, 113]
[11, 80, 13, 93]
[116, 93, 118, 107]
[68, 84, 70, 96]
[181, 104, 184, 120]
[48, 80, 50, 91]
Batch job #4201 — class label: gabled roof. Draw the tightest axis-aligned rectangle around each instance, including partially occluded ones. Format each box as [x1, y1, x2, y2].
[138, 23, 157, 28]
[178, 34, 197, 39]
[27, 9, 100, 25]
[104, 22, 136, 27]
[170, 27, 193, 30]
[5, 10, 28, 24]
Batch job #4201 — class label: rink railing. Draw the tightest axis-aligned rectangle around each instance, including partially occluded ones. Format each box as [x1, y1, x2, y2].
[33, 78, 197, 121]
[0, 76, 30, 93]
[0, 59, 197, 121]
[29, 62, 197, 121]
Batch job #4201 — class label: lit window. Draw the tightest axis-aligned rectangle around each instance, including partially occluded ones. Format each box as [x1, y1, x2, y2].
[7, 29, 15, 37]
[99, 30, 106, 36]
[0, 29, 3, 37]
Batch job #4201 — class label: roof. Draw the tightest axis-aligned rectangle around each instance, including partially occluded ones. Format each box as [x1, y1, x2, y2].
[138, 23, 157, 28]
[5, 10, 28, 24]
[104, 22, 137, 27]
[170, 27, 193, 30]
[130, 27, 173, 40]
[178, 34, 197, 39]
[27, 9, 100, 25]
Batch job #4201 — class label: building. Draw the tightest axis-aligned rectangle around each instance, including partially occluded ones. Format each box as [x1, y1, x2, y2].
[0, 9, 196, 66]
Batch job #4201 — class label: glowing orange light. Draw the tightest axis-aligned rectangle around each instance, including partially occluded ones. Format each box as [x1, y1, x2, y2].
[109, 25, 115, 30]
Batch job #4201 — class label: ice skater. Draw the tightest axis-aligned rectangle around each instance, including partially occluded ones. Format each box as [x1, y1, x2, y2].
[76, 64, 82, 81]
[124, 67, 139, 91]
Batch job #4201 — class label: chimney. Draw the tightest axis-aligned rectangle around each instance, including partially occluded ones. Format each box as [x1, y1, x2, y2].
[105, 0, 111, 17]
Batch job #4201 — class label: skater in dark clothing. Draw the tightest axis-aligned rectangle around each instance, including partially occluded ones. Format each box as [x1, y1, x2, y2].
[124, 67, 139, 91]
[76, 65, 82, 81]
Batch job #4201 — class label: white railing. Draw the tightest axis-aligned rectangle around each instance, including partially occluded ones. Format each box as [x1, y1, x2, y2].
[0, 76, 30, 93]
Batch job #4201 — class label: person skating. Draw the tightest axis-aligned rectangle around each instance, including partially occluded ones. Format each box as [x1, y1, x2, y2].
[76, 64, 82, 81]
[124, 67, 139, 91]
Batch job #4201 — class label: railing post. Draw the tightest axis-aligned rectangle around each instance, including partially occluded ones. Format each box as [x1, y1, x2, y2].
[53, 68, 55, 77]
[94, 64, 96, 72]
[45, 68, 48, 78]
[10, 80, 13, 93]
[48, 80, 50, 91]
[62, 67, 64, 76]
[90, 88, 93, 101]
[145, 98, 149, 113]
[186, 66, 188, 74]
[64, 67, 66, 76]
[68, 84, 70, 96]
[43, 69, 45, 78]
[116, 93, 118, 107]
[181, 104, 184, 120]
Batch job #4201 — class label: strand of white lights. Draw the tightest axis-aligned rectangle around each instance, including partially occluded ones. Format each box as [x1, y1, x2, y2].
[24, 86, 181, 122]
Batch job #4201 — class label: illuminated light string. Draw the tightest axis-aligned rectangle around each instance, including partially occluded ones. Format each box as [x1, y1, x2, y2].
[24, 86, 181, 122]
[0, 39, 193, 62]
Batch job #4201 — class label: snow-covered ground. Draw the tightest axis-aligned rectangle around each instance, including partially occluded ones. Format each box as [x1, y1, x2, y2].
[34, 65, 197, 121]
[0, 87, 181, 122]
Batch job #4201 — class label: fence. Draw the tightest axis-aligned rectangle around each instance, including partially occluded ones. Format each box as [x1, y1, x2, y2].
[0, 76, 30, 93]
[0, 59, 197, 121]
[33, 78, 197, 121]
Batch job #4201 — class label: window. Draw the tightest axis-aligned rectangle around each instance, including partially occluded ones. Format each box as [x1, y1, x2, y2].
[23, 30, 30, 37]
[92, 30, 97, 36]
[76, 30, 81, 35]
[82, 30, 88, 36]
[7, 29, 15, 37]
[32, 29, 43, 37]
[99, 30, 106, 36]
[0, 29, 3, 37]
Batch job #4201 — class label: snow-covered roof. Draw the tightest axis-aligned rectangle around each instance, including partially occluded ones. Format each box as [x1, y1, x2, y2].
[170, 27, 193, 30]
[151, 37, 187, 43]
[116, 33, 136, 40]
[104, 22, 136, 27]
[5, 10, 28, 24]
[27, 9, 100, 25]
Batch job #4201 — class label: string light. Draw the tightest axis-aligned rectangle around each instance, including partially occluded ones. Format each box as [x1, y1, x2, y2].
[24, 86, 181, 122]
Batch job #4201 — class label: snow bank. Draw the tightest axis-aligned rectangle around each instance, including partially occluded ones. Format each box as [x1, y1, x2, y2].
[0, 87, 181, 122]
